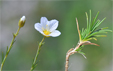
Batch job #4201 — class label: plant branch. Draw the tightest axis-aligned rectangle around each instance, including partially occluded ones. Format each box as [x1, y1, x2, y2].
[65, 41, 98, 71]
[30, 36, 45, 71]
[65, 10, 111, 71]
[1, 27, 20, 71]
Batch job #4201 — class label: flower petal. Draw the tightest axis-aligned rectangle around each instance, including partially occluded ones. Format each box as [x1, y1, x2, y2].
[49, 30, 61, 37]
[40, 17, 48, 28]
[20, 16, 26, 22]
[49, 20, 59, 32]
[34, 23, 43, 33]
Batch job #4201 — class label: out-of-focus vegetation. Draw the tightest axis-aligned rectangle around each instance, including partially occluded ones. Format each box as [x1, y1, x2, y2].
[0, 0, 112, 71]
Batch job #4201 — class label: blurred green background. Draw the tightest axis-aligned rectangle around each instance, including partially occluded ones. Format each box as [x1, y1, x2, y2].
[0, 0, 112, 71]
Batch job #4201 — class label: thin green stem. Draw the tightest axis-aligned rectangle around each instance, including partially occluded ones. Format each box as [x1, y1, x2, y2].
[30, 36, 46, 71]
[0, 27, 20, 71]
[15, 27, 20, 36]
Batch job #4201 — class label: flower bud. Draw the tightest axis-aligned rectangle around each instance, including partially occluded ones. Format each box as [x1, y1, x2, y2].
[18, 16, 26, 28]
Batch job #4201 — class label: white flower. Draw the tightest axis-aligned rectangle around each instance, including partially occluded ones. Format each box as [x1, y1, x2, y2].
[34, 17, 61, 37]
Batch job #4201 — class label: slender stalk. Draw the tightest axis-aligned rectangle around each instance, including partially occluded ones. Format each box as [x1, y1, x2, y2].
[1, 27, 20, 71]
[30, 36, 46, 71]
[76, 18, 81, 41]
[65, 43, 79, 71]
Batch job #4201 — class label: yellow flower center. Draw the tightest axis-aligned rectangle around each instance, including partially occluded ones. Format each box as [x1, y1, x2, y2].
[43, 30, 50, 35]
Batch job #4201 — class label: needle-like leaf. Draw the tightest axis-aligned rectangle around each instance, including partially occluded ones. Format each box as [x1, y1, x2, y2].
[79, 10, 111, 41]
[76, 18, 81, 41]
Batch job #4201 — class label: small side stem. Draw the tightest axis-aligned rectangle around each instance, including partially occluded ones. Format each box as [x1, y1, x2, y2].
[30, 36, 45, 71]
[65, 41, 89, 71]
[1, 27, 20, 71]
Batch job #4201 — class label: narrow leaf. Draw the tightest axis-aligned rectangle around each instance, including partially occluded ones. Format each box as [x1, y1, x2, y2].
[78, 51, 87, 59]
[94, 18, 106, 30]
[91, 20, 100, 32]
[75, 47, 82, 51]
[91, 11, 99, 29]
[101, 27, 108, 30]
[88, 30, 107, 38]
[78, 51, 85, 55]
[85, 12, 89, 29]
[85, 37, 97, 41]
[89, 10, 91, 30]
[84, 42, 99, 46]
[2, 52, 4, 62]
[94, 35, 107, 37]
[76, 18, 81, 41]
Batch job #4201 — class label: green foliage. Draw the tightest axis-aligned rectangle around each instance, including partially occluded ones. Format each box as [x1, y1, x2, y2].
[76, 45, 84, 51]
[76, 45, 87, 59]
[80, 10, 112, 41]
[76, 10, 112, 59]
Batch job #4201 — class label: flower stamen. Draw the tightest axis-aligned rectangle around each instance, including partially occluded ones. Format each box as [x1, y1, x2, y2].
[43, 30, 50, 35]
[42, 28, 44, 30]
